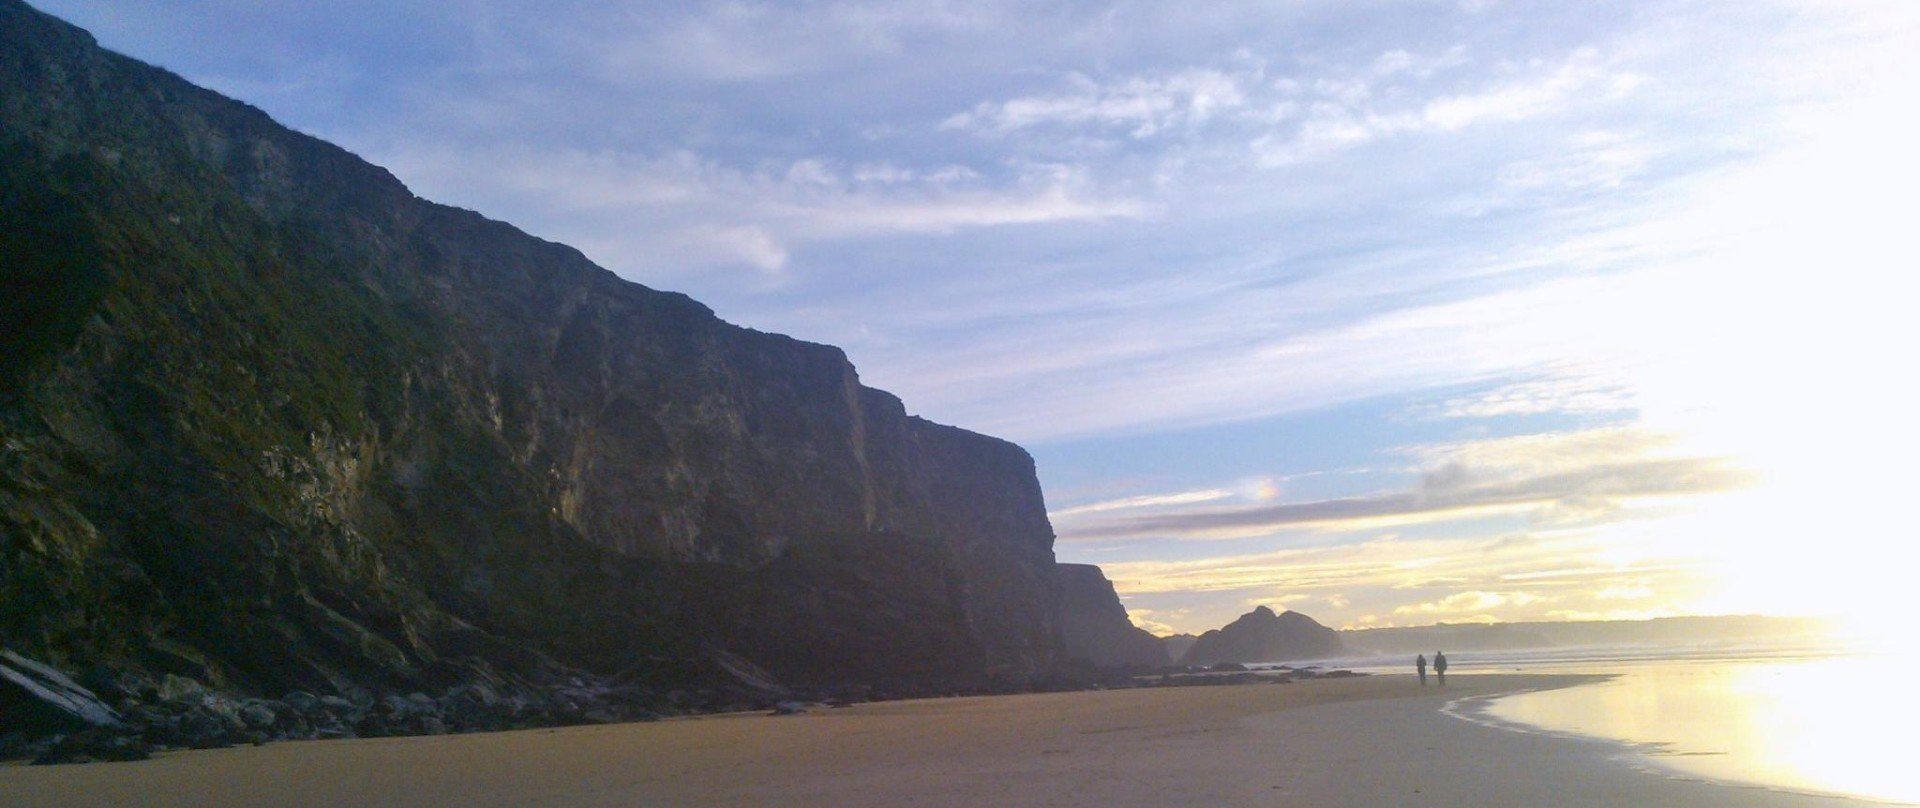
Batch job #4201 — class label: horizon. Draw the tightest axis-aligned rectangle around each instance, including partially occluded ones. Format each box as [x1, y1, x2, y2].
[32, 0, 1918, 639]
[1151, 606, 1837, 638]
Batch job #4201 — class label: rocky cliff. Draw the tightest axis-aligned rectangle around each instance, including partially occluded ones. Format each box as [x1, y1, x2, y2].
[1055, 564, 1167, 669]
[1179, 607, 1344, 666]
[0, 0, 1061, 712]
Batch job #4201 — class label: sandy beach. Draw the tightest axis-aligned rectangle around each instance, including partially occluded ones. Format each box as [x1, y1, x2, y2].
[0, 674, 1885, 808]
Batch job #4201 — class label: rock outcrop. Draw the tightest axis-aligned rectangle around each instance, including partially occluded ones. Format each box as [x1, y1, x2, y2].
[0, 0, 1060, 719]
[1179, 607, 1344, 666]
[0, 649, 124, 734]
[1055, 564, 1167, 669]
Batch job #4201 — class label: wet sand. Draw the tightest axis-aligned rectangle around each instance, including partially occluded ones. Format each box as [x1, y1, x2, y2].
[0, 674, 1886, 808]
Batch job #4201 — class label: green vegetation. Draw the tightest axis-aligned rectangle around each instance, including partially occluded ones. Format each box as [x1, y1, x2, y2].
[0, 143, 111, 396]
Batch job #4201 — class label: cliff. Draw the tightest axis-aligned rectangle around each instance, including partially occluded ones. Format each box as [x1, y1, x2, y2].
[1055, 564, 1167, 669]
[0, 0, 1060, 709]
[1179, 607, 1344, 666]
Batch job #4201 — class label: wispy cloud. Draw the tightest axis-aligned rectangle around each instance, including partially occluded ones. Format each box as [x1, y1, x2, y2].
[1371, 46, 1471, 79]
[1049, 488, 1234, 519]
[1063, 455, 1750, 541]
[563, 1, 1008, 83]
[1392, 590, 1544, 620]
[380, 144, 1144, 280]
[1251, 47, 1635, 166]
[943, 68, 1249, 137]
[1059, 426, 1755, 542]
[1408, 369, 1638, 420]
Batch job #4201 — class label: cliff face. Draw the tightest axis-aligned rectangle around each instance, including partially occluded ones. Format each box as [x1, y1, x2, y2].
[0, 1, 1058, 697]
[1055, 564, 1167, 669]
[1179, 607, 1344, 666]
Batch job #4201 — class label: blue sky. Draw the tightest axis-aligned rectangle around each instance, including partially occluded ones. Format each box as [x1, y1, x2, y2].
[38, 0, 1920, 637]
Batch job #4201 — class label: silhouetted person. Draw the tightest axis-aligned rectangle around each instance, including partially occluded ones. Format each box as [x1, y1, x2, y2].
[1434, 651, 1448, 686]
[1416, 653, 1428, 686]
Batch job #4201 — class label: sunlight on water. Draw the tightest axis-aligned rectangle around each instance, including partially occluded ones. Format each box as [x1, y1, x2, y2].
[1484, 653, 1918, 805]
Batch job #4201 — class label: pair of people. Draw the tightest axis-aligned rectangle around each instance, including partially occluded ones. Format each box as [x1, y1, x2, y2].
[1415, 651, 1448, 686]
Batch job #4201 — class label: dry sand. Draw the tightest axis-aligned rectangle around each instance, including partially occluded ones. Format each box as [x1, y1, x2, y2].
[0, 674, 1885, 807]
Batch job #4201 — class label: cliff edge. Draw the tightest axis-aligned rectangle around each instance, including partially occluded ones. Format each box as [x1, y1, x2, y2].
[0, 0, 1060, 714]
[1055, 563, 1167, 669]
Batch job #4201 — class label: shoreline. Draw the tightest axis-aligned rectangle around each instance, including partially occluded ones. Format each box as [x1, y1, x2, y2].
[0, 673, 1886, 808]
[1445, 659, 1920, 808]
[1448, 691, 1911, 808]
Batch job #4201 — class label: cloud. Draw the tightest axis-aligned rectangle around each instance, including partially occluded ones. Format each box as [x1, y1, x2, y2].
[320, 5, 1790, 453]
[1252, 47, 1632, 166]
[378, 144, 1144, 279]
[1092, 526, 1721, 633]
[1124, 607, 1185, 637]
[1058, 426, 1756, 541]
[1372, 46, 1470, 79]
[1049, 488, 1233, 519]
[1393, 590, 1545, 618]
[1410, 370, 1638, 420]
[1099, 539, 1417, 595]
[1421, 49, 1627, 130]
[666, 225, 790, 276]
[1096, 528, 1683, 600]
[935, 41, 1626, 174]
[1495, 132, 1650, 192]
[572, 0, 1008, 83]
[1543, 607, 1680, 622]
[943, 68, 1249, 137]
[1593, 584, 1655, 600]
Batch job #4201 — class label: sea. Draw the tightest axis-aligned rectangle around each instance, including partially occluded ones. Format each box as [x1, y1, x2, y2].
[1284, 639, 1917, 805]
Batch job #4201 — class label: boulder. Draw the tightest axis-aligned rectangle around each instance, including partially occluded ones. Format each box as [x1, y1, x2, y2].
[0, 650, 124, 734]
[239, 702, 278, 729]
[156, 674, 207, 702]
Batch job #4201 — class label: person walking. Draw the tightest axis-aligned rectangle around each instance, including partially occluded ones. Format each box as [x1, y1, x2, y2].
[1434, 651, 1448, 686]
[1416, 653, 1428, 686]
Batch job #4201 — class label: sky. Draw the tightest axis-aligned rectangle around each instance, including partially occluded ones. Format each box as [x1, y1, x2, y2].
[35, 0, 1920, 638]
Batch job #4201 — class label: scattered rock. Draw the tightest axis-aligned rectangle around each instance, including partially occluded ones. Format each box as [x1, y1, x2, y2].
[31, 728, 152, 765]
[239, 702, 278, 729]
[156, 674, 207, 702]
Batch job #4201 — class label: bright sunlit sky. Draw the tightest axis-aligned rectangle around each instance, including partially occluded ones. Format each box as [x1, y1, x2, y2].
[38, 0, 1920, 636]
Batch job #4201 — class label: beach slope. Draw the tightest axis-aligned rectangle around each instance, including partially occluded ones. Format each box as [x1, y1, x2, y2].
[0, 675, 1884, 808]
